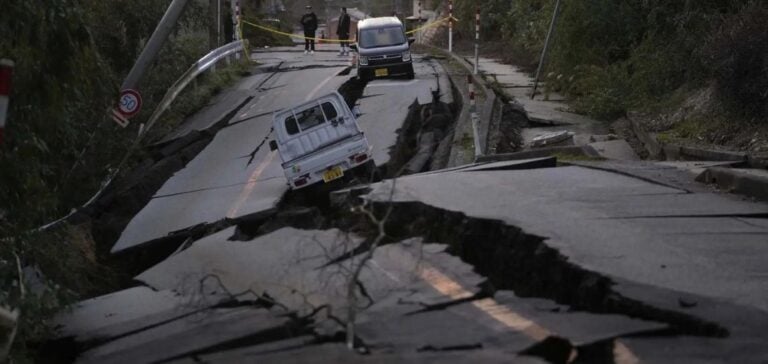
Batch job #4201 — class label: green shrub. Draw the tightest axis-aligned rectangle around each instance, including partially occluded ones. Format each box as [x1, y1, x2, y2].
[703, 2, 768, 119]
[450, 0, 765, 122]
[568, 64, 630, 120]
[0, 1, 243, 360]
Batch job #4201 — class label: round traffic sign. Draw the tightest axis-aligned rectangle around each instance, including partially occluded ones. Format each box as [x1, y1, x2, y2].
[117, 89, 142, 117]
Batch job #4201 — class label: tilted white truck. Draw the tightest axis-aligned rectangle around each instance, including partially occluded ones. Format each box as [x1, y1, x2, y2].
[269, 92, 376, 190]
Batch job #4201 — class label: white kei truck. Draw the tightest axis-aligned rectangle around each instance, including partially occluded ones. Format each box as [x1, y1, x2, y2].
[269, 92, 376, 190]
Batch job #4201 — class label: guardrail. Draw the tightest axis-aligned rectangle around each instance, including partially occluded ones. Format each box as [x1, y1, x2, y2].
[32, 40, 249, 234]
[142, 40, 247, 136]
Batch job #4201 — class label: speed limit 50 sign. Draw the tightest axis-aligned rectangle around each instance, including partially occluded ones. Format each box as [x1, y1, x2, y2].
[117, 89, 142, 117]
[110, 89, 142, 127]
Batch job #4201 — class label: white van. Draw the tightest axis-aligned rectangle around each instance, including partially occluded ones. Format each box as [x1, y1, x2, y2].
[269, 92, 375, 190]
[351, 17, 415, 81]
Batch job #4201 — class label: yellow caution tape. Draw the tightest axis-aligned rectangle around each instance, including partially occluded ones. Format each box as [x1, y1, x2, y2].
[241, 16, 458, 43]
[241, 19, 349, 43]
[405, 16, 459, 35]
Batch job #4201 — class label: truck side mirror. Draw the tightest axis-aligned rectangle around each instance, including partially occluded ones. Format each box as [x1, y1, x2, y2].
[269, 140, 278, 151]
[408, 38, 416, 45]
[350, 44, 358, 51]
[353, 106, 362, 118]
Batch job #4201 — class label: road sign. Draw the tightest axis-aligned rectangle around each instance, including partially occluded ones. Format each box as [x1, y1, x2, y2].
[117, 89, 142, 117]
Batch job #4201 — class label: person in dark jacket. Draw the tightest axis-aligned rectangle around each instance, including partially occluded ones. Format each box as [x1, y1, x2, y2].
[336, 7, 351, 56]
[300, 5, 318, 54]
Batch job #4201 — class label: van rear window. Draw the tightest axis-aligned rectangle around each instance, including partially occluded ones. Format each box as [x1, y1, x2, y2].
[285, 101, 338, 135]
[359, 26, 406, 48]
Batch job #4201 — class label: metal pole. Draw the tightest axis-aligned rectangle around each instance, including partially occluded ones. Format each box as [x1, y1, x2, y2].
[232, 0, 241, 60]
[468, 75, 481, 157]
[417, 1, 422, 43]
[0, 59, 13, 146]
[473, 6, 479, 74]
[531, 0, 562, 100]
[448, 0, 453, 52]
[121, 0, 191, 91]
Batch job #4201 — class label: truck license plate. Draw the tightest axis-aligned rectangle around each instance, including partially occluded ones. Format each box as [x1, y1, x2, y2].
[322, 166, 344, 183]
[375, 68, 388, 77]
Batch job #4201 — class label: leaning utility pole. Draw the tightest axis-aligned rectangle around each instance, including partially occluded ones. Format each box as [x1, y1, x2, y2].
[121, 0, 191, 91]
[531, 0, 562, 100]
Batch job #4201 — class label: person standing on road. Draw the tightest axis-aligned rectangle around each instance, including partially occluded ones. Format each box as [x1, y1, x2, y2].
[337, 7, 351, 56]
[300, 5, 318, 54]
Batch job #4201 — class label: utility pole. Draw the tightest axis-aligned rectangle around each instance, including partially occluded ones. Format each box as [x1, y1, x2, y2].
[209, 0, 223, 50]
[531, 0, 562, 100]
[417, 1, 422, 43]
[121, 0, 191, 91]
[231, 0, 241, 60]
[0, 59, 13, 146]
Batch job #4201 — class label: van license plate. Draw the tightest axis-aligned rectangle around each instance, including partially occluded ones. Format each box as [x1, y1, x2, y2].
[322, 166, 344, 183]
[375, 68, 388, 77]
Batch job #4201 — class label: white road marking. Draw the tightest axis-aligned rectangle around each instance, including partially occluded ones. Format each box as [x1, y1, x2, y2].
[306, 72, 339, 101]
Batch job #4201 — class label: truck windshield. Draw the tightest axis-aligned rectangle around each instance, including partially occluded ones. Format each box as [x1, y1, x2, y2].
[359, 26, 406, 48]
[285, 102, 338, 135]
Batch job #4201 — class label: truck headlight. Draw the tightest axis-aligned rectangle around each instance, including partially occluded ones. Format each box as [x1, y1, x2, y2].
[359, 56, 368, 66]
[402, 51, 411, 62]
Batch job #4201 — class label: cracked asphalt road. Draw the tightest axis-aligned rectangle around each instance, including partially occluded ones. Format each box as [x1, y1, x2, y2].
[54, 46, 768, 364]
[112, 48, 448, 254]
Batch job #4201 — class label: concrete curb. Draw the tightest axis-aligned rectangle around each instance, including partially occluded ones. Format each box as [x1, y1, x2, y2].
[629, 118, 663, 159]
[667, 145, 749, 162]
[476, 145, 600, 163]
[627, 116, 758, 164]
[696, 167, 768, 201]
[422, 46, 496, 160]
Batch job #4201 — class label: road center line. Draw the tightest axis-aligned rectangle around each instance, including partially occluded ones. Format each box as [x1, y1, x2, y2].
[305, 72, 339, 101]
[226, 151, 277, 219]
[414, 260, 637, 364]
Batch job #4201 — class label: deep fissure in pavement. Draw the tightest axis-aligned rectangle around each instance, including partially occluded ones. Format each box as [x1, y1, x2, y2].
[359, 200, 729, 338]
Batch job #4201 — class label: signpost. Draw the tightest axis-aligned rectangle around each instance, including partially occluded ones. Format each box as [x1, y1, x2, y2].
[0, 59, 13, 145]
